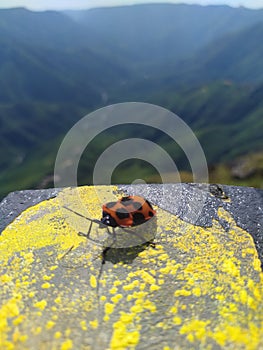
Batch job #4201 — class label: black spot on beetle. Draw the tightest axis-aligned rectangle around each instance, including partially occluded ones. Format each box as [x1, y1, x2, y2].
[132, 201, 143, 211]
[116, 208, 130, 219]
[132, 212, 146, 225]
[106, 201, 117, 208]
[121, 198, 133, 206]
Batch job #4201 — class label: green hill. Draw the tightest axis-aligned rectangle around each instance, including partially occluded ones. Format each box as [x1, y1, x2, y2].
[0, 4, 262, 199]
[66, 4, 263, 74]
[0, 8, 129, 105]
[174, 21, 263, 84]
[2, 80, 261, 199]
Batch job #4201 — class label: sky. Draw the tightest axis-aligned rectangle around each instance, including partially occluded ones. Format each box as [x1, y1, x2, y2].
[0, 0, 262, 10]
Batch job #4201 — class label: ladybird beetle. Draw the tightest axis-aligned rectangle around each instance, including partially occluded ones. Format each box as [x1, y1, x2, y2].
[101, 195, 156, 228]
[63, 195, 156, 263]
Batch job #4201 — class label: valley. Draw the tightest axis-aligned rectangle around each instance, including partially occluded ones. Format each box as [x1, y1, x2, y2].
[0, 3, 262, 199]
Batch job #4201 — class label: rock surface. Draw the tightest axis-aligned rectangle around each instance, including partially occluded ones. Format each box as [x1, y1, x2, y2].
[0, 184, 263, 350]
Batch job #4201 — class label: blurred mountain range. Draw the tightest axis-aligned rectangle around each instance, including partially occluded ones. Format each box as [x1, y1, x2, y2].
[0, 4, 262, 198]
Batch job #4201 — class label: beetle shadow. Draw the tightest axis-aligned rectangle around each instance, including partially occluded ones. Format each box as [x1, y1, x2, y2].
[102, 216, 157, 264]
[102, 241, 156, 264]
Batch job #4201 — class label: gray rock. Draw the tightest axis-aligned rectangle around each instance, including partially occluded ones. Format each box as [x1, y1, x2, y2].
[1, 184, 263, 350]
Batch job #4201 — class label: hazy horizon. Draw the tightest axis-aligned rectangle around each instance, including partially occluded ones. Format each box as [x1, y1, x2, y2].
[0, 0, 262, 11]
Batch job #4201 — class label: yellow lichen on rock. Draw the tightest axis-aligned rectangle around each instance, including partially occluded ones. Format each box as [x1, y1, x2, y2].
[0, 186, 115, 350]
[0, 186, 263, 349]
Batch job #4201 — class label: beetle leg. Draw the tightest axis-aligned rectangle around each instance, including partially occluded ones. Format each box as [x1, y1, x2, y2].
[78, 221, 93, 238]
[102, 228, 117, 264]
[87, 221, 93, 238]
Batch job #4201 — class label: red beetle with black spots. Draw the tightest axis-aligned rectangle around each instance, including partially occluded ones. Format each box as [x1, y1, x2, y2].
[101, 195, 156, 228]
[63, 195, 156, 263]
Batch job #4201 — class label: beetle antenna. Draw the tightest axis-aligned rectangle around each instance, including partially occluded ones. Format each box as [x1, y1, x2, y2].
[62, 206, 101, 225]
